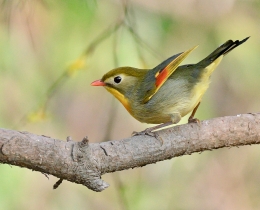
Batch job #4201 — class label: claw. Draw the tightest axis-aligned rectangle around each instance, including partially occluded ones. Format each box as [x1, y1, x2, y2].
[188, 117, 201, 125]
[132, 129, 156, 137]
[132, 128, 164, 146]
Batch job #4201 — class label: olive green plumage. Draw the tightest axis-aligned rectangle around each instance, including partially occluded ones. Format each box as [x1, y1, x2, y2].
[92, 37, 249, 125]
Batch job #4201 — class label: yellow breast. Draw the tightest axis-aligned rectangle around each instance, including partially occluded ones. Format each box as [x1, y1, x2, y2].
[105, 86, 131, 113]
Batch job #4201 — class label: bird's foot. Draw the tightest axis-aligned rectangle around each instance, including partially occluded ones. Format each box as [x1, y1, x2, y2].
[132, 129, 155, 137]
[132, 128, 164, 146]
[188, 117, 200, 124]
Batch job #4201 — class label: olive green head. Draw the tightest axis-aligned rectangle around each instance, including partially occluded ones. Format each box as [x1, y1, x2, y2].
[91, 67, 148, 111]
[101, 67, 147, 93]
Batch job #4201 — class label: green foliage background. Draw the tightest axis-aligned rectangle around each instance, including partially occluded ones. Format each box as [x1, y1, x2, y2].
[0, 0, 260, 209]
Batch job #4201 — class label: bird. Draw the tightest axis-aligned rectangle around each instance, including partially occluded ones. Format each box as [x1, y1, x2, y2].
[91, 37, 249, 137]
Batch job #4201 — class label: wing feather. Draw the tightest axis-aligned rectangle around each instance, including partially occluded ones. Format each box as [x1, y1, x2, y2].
[142, 45, 198, 103]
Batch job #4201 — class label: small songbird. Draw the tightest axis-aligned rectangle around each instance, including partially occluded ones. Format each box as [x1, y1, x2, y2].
[91, 37, 249, 135]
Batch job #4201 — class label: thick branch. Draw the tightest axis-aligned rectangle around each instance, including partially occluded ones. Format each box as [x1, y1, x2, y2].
[0, 113, 259, 192]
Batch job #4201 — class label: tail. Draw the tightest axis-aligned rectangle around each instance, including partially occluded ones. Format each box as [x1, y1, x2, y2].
[197, 37, 250, 66]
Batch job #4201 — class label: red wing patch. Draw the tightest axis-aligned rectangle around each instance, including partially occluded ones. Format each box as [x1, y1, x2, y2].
[155, 68, 168, 87]
[142, 45, 198, 104]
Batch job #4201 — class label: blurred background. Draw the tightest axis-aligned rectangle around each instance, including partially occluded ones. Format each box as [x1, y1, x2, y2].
[0, 0, 260, 209]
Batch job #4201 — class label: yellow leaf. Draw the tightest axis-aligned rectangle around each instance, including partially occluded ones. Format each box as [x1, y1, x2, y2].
[67, 55, 87, 77]
[27, 109, 47, 123]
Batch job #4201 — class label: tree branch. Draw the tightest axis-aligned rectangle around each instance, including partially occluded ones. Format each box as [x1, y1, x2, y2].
[0, 113, 259, 192]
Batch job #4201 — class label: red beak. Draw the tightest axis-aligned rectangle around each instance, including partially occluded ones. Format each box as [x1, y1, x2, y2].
[91, 80, 106, 86]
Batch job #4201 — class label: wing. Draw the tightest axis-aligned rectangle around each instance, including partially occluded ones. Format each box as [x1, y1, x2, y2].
[142, 45, 198, 104]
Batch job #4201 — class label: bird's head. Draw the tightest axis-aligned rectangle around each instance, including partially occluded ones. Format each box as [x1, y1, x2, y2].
[91, 67, 148, 111]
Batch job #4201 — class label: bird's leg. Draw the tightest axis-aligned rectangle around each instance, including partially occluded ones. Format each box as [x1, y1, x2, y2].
[132, 123, 170, 146]
[132, 113, 181, 145]
[188, 102, 201, 123]
[132, 121, 173, 136]
[170, 112, 182, 124]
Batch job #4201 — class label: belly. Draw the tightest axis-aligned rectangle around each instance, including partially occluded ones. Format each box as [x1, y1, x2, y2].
[129, 77, 210, 124]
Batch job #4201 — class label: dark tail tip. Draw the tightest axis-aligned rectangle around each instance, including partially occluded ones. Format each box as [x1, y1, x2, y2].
[197, 36, 250, 66]
[223, 36, 250, 55]
[240, 36, 250, 44]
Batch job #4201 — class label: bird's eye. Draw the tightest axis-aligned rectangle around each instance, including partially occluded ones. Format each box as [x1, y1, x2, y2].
[114, 76, 122, 84]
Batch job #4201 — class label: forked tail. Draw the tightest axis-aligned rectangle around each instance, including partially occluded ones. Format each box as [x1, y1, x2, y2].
[198, 37, 250, 65]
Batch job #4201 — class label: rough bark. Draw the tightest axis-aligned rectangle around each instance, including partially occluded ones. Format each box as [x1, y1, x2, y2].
[0, 113, 259, 192]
